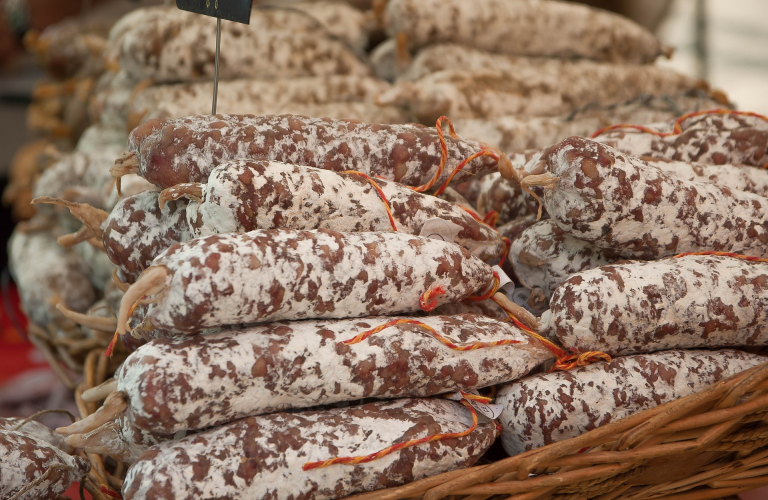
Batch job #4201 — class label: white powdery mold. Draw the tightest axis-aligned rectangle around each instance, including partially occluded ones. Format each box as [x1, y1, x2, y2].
[103, 190, 193, 278]
[548, 255, 768, 356]
[497, 349, 767, 456]
[184, 160, 505, 262]
[128, 76, 394, 125]
[541, 137, 768, 259]
[110, 6, 371, 83]
[594, 112, 768, 167]
[9, 227, 96, 325]
[386, 0, 665, 64]
[116, 313, 553, 434]
[510, 219, 616, 300]
[0, 417, 73, 454]
[0, 430, 90, 499]
[122, 398, 497, 500]
[128, 114, 501, 190]
[136, 229, 494, 333]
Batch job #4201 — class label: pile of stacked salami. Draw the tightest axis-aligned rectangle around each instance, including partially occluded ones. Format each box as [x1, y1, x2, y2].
[494, 110, 768, 455]
[6, 1, 768, 500]
[39, 111, 558, 499]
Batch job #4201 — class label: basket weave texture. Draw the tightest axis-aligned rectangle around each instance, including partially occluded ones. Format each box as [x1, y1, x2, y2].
[347, 361, 768, 500]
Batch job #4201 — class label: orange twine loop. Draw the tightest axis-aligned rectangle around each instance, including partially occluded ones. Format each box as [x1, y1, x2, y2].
[340, 170, 398, 231]
[673, 251, 768, 263]
[591, 109, 768, 139]
[489, 294, 611, 372]
[302, 392, 481, 471]
[340, 318, 521, 351]
[498, 236, 511, 266]
[412, 116, 499, 195]
[457, 204, 483, 222]
[482, 210, 499, 228]
[553, 351, 613, 371]
[419, 285, 447, 311]
[465, 272, 500, 303]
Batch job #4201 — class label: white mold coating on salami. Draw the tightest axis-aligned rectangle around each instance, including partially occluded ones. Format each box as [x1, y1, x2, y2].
[510, 220, 616, 300]
[538, 137, 768, 259]
[136, 229, 494, 333]
[122, 398, 496, 500]
[127, 76, 398, 127]
[185, 160, 504, 262]
[0, 430, 90, 499]
[452, 93, 727, 155]
[386, 0, 664, 64]
[593, 112, 768, 167]
[128, 114, 501, 190]
[110, 6, 372, 83]
[0, 417, 74, 454]
[380, 64, 699, 124]
[645, 158, 768, 198]
[103, 190, 192, 278]
[546, 255, 768, 356]
[117, 314, 552, 434]
[8, 227, 96, 325]
[498, 350, 766, 455]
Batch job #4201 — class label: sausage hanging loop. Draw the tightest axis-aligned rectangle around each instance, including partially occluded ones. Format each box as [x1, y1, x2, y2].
[519, 172, 559, 221]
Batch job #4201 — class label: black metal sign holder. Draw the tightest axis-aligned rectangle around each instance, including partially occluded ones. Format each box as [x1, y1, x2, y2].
[175, 0, 253, 114]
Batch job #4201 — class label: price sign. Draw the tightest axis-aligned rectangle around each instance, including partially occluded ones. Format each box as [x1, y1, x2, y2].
[176, 0, 253, 24]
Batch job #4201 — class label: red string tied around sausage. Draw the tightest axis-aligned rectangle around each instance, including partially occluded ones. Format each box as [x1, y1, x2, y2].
[412, 116, 501, 195]
[302, 391, 488, 471]
[590, 108, 768, 139]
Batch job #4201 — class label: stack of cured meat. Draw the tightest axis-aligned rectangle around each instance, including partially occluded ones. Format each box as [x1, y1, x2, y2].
[5, 1, 768, 499]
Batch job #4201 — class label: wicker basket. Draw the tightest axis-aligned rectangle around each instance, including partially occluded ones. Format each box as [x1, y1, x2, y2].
[348, 361, 768, 500]
[26, 321, 128, 500]
[33, 324, 768, 500]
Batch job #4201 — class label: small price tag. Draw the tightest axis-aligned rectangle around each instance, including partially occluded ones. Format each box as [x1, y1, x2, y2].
[420, 217, 463, 244]
[176, 0, 253, 24]
[491, 265, 515, 296]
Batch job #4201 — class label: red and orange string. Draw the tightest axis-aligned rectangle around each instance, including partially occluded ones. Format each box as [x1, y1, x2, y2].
[590, 109, 768, 139]
[412, 116, 500, 195]
[341, 170, 398, 232]
[303, 392, 485, 471]
[418, 285, 446, 311]
[465, 272, 501, 303]
[482, 210, 499, 228]
[340, 318, 521, 351]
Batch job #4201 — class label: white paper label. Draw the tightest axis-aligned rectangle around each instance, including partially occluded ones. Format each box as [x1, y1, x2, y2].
[420, 217, 463, 243]
[491, 265, 515, 295]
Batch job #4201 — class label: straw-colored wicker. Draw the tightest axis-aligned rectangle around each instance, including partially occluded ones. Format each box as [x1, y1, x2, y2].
[27, 321, 128, 500]
[346, 361, 768, 500]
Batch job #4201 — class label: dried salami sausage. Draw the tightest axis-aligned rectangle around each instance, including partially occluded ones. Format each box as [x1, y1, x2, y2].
[122, 398, 497, 500]
[545, 254, 768, 356]
[116, 229, 495, 335]
[497, 349, 766, 456]
[116, 114, 505, 192]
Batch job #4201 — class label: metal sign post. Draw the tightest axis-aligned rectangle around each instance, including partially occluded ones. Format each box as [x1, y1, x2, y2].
[175, 0, 253, 115]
